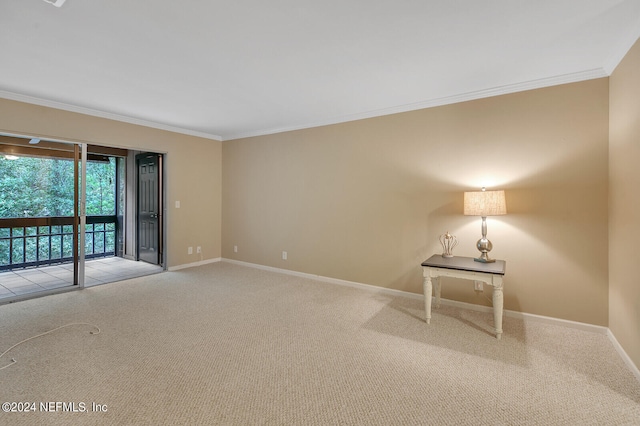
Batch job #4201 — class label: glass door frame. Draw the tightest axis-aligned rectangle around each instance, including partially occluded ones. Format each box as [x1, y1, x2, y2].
[0, 136, 87, 291]
[76, 143, 87, 288]
[1, 135, 137, 302]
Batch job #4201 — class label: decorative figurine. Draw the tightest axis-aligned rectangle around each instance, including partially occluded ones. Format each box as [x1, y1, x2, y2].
[439, 231, 458, 258]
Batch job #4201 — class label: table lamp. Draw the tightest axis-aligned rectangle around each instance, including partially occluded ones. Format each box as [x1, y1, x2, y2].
[464, 187, 506, 263]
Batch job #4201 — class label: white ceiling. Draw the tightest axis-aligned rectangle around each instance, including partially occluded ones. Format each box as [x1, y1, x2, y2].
[1, 1, 639, 141]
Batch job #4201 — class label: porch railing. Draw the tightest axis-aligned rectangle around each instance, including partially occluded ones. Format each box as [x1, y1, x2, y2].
[0, 216, 117, 271]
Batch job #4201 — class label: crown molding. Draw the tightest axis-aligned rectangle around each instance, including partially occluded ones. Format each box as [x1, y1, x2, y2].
[1, 67, 609, 143]
[223, 68, 608, 140]
[0, 90, 223, 142]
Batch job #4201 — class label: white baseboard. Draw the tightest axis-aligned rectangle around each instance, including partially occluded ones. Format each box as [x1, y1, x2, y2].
[221, 258, 639, 381]
[222, 258, 416, 300]
[431, 297, 610, 334]
[607, 329, 640, 383]
[222, 258, 605, 332]
[168, 257, 221, 271]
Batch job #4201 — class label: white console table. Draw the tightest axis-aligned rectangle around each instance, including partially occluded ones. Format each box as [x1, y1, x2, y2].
[421, 255, 506, 339]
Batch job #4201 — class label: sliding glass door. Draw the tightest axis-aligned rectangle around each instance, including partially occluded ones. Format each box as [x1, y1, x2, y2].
[0, 137, 159, 302]
[0, 137, 87, 296]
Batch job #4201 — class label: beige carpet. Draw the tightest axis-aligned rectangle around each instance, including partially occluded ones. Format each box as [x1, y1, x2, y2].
[0, 262, 638, 425]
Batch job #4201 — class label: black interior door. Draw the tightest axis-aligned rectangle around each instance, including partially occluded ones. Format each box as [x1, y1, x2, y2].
[136, 153, 162, 265]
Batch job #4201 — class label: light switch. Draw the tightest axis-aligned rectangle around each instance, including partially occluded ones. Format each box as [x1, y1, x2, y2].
[175, 201, 181, 208]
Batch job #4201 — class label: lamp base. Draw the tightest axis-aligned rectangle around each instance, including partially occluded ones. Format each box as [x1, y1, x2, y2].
[474, 255, 496, 263]
[473, 251, 496, 263]
[475, 227, 496, 263]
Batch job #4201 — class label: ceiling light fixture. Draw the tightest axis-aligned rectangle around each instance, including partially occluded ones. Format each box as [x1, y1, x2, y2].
[42, 0, 66, 7]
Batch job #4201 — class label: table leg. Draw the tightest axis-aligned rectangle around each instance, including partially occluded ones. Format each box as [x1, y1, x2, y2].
[434, 276, 441, 308]
[493, 281, 504, 340]
[423, 274, 432, 324]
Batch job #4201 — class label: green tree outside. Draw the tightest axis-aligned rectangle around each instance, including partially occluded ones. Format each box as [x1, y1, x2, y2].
[0, 156, 117, 267]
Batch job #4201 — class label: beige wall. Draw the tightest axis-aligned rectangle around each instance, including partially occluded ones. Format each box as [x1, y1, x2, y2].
[0, 98, 222, 268]
[223, 78, 610, 326]
[1, 48, 634, 366]
[609, 38, 640, 370]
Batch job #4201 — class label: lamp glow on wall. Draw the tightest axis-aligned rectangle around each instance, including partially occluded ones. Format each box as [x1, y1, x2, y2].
[464, 187, 507, 263]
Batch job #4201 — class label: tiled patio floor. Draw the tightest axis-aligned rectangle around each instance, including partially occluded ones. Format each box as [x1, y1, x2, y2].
[0, 257, 163, 302]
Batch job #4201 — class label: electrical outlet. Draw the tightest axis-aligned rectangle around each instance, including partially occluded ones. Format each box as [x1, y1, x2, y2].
[197, 246, 201, 254]
[474, 281, 483, 292]
[188, 246, 193, 255]
[282, 251, 287, 260]
[234, 245, 238, 253]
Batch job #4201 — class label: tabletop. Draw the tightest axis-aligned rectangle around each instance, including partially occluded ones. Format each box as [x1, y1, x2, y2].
[421, 255, 506, 275]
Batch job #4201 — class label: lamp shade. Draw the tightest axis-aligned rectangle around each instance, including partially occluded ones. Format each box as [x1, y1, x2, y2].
[464, 190, 507, 216]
